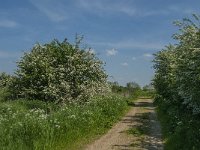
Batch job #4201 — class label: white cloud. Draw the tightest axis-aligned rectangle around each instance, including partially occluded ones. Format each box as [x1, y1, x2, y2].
[78, 1, 197, 18]
[132, 57, 136, 60]
[121, 62, 128, 66]
[137, 6, 196, 17]
[0, 20, 18, 28]
[29, 0, 68, 22]
[143, 53, 153, 58]
[106, 48, 118, 56]
[29, 0, 196, 24]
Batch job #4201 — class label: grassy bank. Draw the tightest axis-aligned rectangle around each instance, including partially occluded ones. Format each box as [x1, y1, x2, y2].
[0, 95, 130, 150]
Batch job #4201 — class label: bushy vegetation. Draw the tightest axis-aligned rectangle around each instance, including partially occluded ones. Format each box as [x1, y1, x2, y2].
[110, 81, 154, 99]
[2, 38, 108, 104]
[0, 38, 132, 149]
[110, 81, 140, 97]
[0, 73, 13, 101]
[153, 14, 200, 149]
[0, 95, 128, 150]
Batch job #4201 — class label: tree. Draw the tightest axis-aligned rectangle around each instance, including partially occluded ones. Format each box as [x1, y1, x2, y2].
[153, 14, 200, 148]
[126, 82, 141, 97]
[0, 72, 15, 100]
[126, 82, 140, 90]
[143, 84, 154, 91]
[9, 38, 109, 104]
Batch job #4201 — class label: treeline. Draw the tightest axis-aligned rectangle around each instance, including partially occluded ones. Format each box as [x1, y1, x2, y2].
[109, 81, 155, 98]
[153, 14, 200, 150]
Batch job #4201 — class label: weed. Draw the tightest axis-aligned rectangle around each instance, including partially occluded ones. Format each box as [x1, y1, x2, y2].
[127, 126, 145, 136]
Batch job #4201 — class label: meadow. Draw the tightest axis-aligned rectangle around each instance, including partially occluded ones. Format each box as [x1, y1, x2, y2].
[0, 93, 129, 150]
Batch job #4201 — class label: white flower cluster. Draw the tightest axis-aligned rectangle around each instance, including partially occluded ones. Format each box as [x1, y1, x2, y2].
[9, 39, 110, 104]
[154, 15, 200, 115]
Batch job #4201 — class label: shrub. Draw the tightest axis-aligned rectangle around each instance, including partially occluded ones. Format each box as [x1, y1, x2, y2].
[0, 72, 14, 101]
[153, 14, 200, 149]
[9, 38, 109, 103]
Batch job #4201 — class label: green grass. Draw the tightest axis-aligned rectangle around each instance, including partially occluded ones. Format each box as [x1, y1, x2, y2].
[0, 95, 129, 150]
[127, 127, 144, 136]
[156, 105, 200, 150]
[126, 113, 150, 137]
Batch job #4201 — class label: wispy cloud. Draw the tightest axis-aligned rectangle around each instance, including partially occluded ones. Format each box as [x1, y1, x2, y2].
[121, 62, 128, 66]
[132, 57, 136, 60]
[0, 20, 18, 28]
[0, 51, 20, 58]
[29, 0, 68, 22]
[106, 48, 118, 56]
[78, 1, 197, 18]
[91, 39, 164, 50]
[168, 6, 196, 15]
[143, 53, 153, 58]
[136, 6, 196, 17]
[78, 0, 136, 16]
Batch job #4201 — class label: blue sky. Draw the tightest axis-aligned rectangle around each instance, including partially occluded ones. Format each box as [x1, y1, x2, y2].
[0, 0, 199, 86]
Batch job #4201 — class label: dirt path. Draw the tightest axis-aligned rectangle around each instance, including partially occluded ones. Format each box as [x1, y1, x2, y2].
[84, 98, 163, 150]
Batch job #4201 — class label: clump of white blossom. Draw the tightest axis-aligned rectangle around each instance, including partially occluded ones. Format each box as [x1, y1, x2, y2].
[5, 38, 110, 104]
[154, 14, 200, 115]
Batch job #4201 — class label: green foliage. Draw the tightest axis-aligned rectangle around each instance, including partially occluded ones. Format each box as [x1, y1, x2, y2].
[127, 127, 144, 136]
[142, 84, 155, 97]
[8, 38, 109, 103]
[126, 82, 140, 90]
[0, 72, 14, 101]
[154, 14, 200, 149]
[126, 82, 142, 98]
[157, 104, 200, 150]
[109, 81, 142, 98]
[0, 95, 128, 150]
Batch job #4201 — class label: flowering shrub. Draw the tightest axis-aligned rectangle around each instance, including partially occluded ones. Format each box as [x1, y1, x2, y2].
[0, 73, 14, 101]
[8, 39, 109, 103]
[154, 14, 200, 115]
[153, 14, 200, 149]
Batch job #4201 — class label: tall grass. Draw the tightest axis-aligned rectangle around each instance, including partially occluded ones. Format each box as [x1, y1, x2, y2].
[0, 95, 129, 150]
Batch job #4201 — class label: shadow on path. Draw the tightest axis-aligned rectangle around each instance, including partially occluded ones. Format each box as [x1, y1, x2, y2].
[113, 99, 163, 150]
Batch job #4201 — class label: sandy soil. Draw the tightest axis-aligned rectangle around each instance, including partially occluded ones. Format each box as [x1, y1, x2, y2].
[84, 98, 163, 150]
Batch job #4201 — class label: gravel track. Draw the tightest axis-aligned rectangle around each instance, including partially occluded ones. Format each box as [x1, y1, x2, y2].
[84, 98, 163, 150]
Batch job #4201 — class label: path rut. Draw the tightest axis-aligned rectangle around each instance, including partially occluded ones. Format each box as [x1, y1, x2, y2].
[84, 99, 163, 150]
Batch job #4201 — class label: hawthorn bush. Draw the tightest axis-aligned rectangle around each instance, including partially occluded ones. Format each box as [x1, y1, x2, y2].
[153, 14, 200, 149]
[0, 72, 15, 101]
[8, 39, 109, 103]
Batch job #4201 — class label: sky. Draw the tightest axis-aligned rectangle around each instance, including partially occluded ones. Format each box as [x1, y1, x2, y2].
[0, 0, 199, 86]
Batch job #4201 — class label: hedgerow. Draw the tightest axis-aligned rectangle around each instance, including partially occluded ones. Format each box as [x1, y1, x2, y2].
[153, 14, 200, 149]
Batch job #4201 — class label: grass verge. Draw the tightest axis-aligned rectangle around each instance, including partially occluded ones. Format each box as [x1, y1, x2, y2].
[0, 95, 130, 150]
